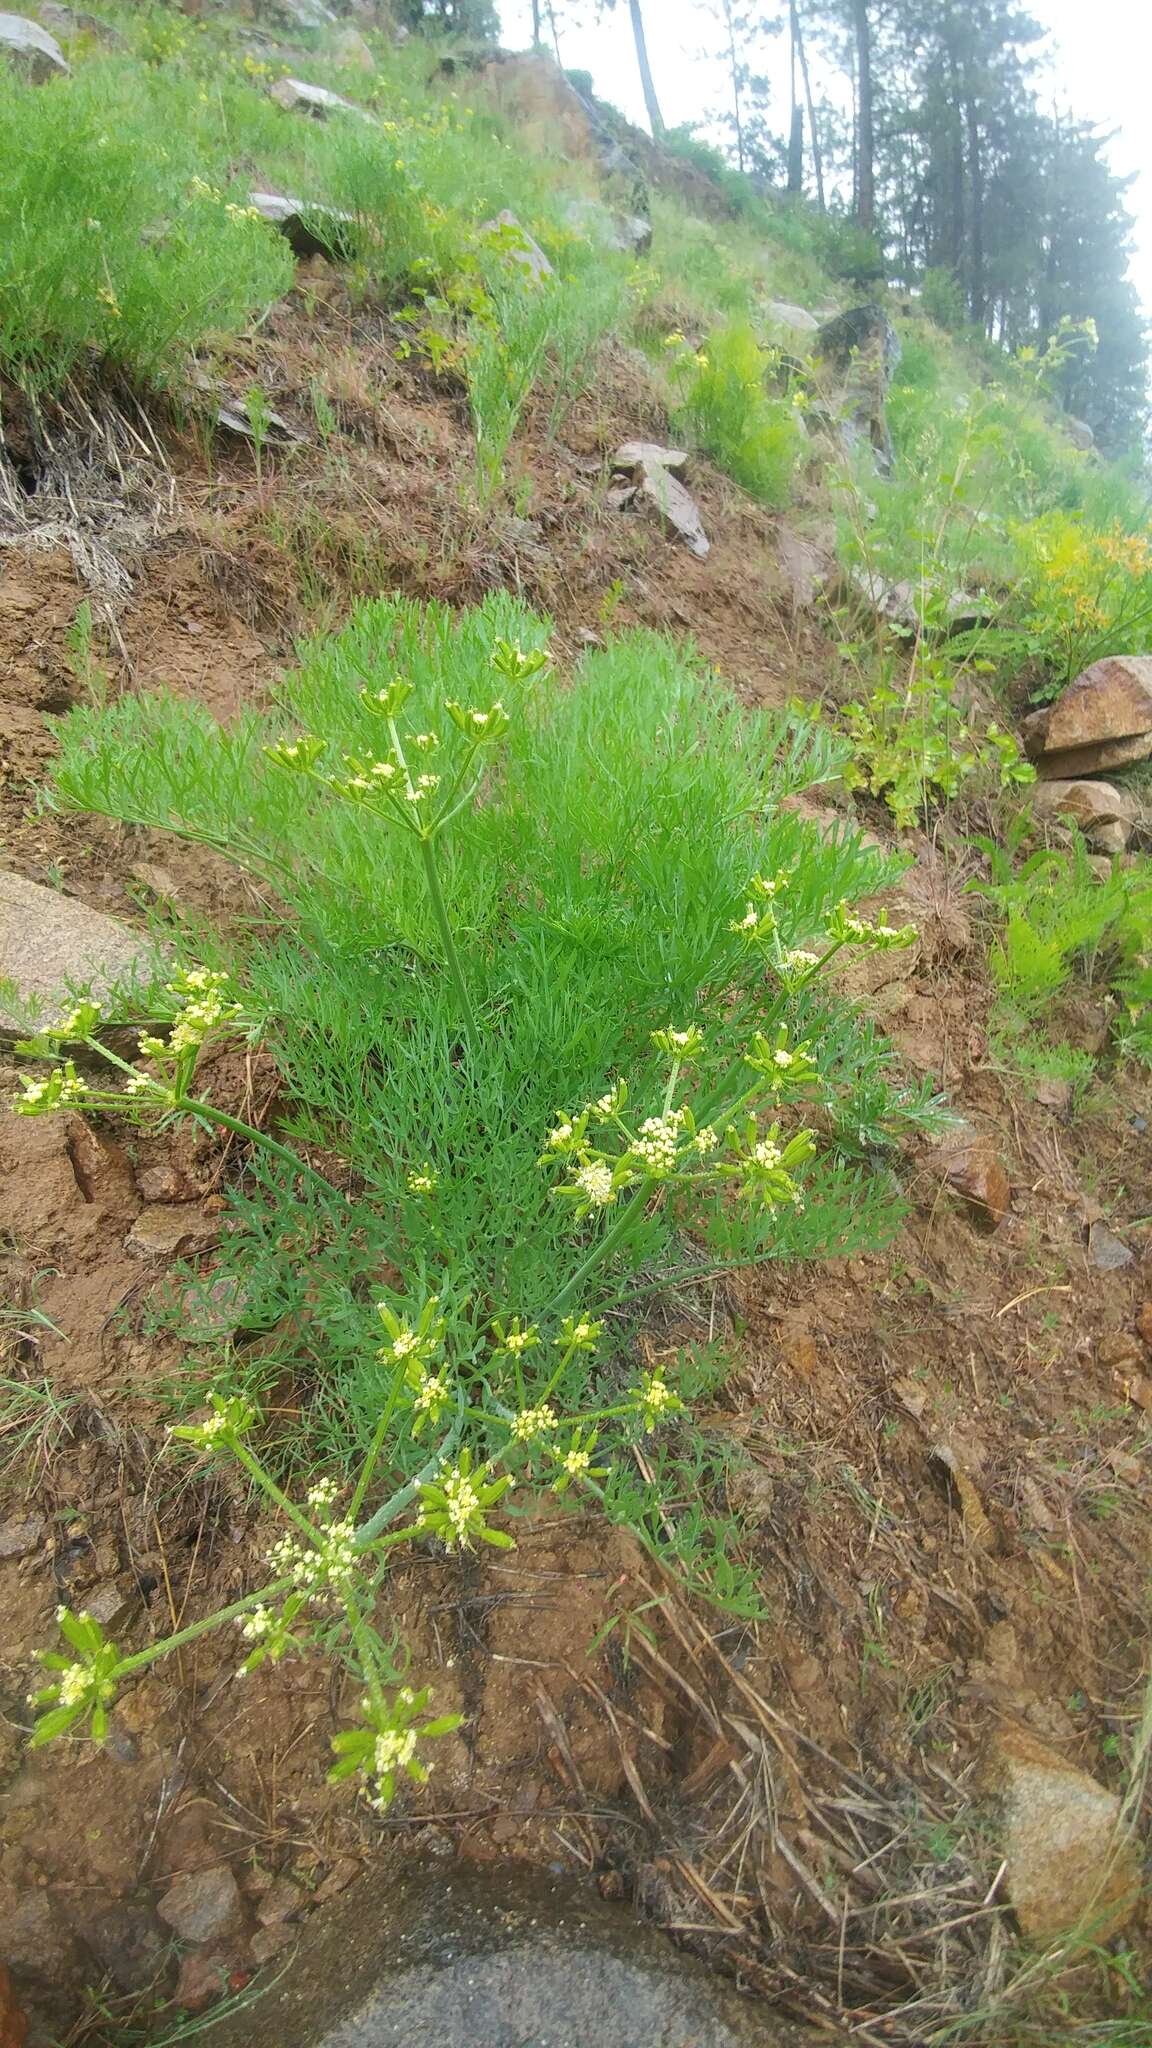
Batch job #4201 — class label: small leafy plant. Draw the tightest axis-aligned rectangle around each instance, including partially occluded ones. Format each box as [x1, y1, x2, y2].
[838, 649, 1034, 829]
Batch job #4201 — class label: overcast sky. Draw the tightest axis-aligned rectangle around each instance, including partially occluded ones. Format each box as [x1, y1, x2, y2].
[498, 0, 1152, 315]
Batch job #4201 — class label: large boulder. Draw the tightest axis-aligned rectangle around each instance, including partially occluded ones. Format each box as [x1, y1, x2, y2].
[812, 304, 901, 475]
[202, 1860, 828, 2048]
[1022, 655, 1152, 779]
[0, 871, 156, 1038]
[33, 2, 121, 43]
[0, 11, 67, 76]
[765, 300, 820, 335]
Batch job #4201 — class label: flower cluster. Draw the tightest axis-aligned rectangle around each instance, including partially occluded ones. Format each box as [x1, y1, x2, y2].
[544, 1025, 818, 1221]
[171, 1391, 257, 1453]
[29, 1608, 122, 1747]
[415, 1449, 514, 1550]
[14, 1060, 89, 1117]
[266, 1518, 358, 1600]
[377, 1295, 454, 1433]
[328, 1685, 462, 1814]
[629, 1370, 683, 1431]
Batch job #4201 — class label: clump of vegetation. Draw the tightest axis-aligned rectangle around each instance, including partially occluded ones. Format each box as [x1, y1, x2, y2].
[836, 650, 1034, 830]
[0, 69, 292, 395]
[667, 321, 802, 507]
[11, 595, 947, 1751]
[971, 830, 1152, 1075]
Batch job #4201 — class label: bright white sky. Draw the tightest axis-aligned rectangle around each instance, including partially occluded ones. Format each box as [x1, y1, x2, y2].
[498, 0, 1152, 315]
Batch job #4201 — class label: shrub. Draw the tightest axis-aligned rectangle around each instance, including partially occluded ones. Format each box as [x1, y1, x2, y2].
[668, 321, 801, 507]
[1007, 511, 1152, 692]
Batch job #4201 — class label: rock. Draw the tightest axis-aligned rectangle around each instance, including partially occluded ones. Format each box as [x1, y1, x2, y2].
[130, 861, 183, 902]
[125, 1204, 221, 1261]
[0, 1516, 44, 1558]
[181, 1271, 252, 1342]
[614, 440, 688, 475]
[932, 1131, 1011, 1229]
[173, 1951, 233, 2014]
[636, 460, 709, 559]
[813, 304, 901, 475]
[564, 198, 650, 256]
[1088, 1220, 1133, 1271]
[82, 1580, 139, 1633]
[268, 76, 375, 122]
[66, 1114, 137, 1216]
[217, 402, 299, 446]
[249, 190, 357, 262]
[842, 565, 990, 635]
[775, 524, 837, 611]
[329, 23, 373, 67]
[1030, 777, 1135, 852]
[0, 1962, 27, 2048]
[0, 870, 157, 1039]
[34, 1, 121, 41]
[765, 300, 820, 334]
[201, 1860, 822, 2048]
[256, 1877, 305, 1926]
[158, 1865, 246, 1946]
[1023, 657, 1152, 778]
[1064, 416, 1095, 452]
[250, 1924, 295, 1965]
[268, 0, 334, 25]
[479, 210, 553, 284]
[994, 1730, 1140, 1943]
[0, 11, 67, 77]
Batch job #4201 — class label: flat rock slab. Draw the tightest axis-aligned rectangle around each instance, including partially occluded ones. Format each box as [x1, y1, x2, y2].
[269, 76, 375, 122]
[637, 463, 710, 558]
[1023, 655, 1152, 777]
[250, 190, 357, 261]
[0, 871, 156, 1037]
[204, 1861, 826, 2048]
[615, 440, 689, 474]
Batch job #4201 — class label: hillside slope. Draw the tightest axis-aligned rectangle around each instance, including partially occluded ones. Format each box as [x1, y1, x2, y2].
[0, 10, 1150, 2047]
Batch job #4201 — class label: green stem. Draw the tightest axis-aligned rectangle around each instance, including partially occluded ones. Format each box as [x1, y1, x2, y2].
[350, 1364, 406, 1522]
[229, 1438, 318, 1542]
[541, 1183, 655, 1320]
[355, 1402, 466, 1546]
[418, 835, 481, 1054]
[178, 1099, 338, 1199]
[114, 1574, 295, 1678]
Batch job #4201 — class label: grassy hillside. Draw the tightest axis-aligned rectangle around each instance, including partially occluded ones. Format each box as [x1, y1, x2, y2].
[1, 9, 1150, 2047]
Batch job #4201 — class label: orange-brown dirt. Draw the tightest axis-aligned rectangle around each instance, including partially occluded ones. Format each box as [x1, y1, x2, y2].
[2, 278, 1150, 2047]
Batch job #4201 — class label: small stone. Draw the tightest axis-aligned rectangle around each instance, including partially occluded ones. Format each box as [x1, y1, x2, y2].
[249, 1924, 295, 1966]
[636, 462, 709, 559]
[82, 1580, 138, 1633]
[66, 1114, 137, 1216]
[158, 1866, 245, 1946]
[126, 1205, 221, 1261]
[995, 1729, 1140, 1943]
[249, 191, 356, 262]
[0, 1516, 44, 1559]
[0, 870, 157, 1039]
[479, 209, 553, 283]
[181, 1271, 252, 1343]
[173, 1951, 231, 2013]
[255, 1878, 304, 1927]
[614, 440, 689, 475]
[217, 403, 299, 447]
[0, 11, 68, 78]
[933, 1132, 1011, 1229]
[1030, 777, 1135, 849]
[1088, 1220, 1134, 1271]
[130, 862, 182, 901]
[35, 0, 120, 39]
